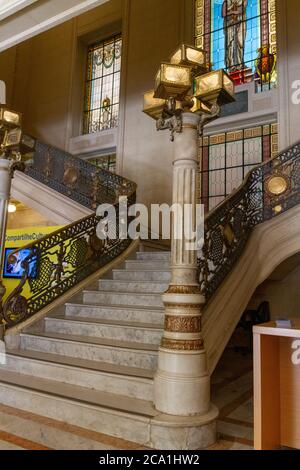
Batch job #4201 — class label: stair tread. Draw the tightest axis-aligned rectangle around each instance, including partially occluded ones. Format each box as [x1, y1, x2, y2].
[5, 349, 154, 379]
[100, 280, 168, 285]
[21, 331, 159, 352]
[136, 251, 170, 254]
[0, 369, 157, 418]
[83, 289, 163, 297]
[65, 302, 164, 312]
[127, 259, 168, 262]
[112, 269, 171, 272]
[47, 314, 163, 330]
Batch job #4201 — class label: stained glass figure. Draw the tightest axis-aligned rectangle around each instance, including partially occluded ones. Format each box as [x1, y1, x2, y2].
[195, 0, 277, 89]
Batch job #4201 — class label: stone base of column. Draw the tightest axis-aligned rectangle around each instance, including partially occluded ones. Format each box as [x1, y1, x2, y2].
[154, 348, 211, 416]
[149, 405, 219, 450]
[153, 288, 218, 447]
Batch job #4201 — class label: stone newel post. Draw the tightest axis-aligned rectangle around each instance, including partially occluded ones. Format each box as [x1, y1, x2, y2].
[0, 159, 11, 340]
[154, 112, 217, 421]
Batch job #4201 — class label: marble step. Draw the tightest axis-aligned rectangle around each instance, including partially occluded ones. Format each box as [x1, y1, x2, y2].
[125, 260, 170, 271]
[43, 315, 163, 345]
[1, 350, 153, 400]
[98, 279, 168, 293]
[136, 251, 170, 261]
[65, 303, 165, 325]
[83, 290, 164, 308]
[20, 332, 159, 370]
[0, 369, 157, 445]
[112, 269, 171, 282]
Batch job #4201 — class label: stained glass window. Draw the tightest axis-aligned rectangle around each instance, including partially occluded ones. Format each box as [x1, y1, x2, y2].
[199, 123, 278, 211]
[83, 34, 122, 135]
[195, 0, 277, 90]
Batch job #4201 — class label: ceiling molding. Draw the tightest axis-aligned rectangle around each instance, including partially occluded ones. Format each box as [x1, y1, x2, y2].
[0, 0, 38, 21]
[0, 0, 109, 52]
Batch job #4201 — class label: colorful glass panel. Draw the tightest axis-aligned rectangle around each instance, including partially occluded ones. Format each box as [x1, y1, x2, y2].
[199, 124, 278, 211]
[195, 0, 277, 89]
[83, 35, 122, 135]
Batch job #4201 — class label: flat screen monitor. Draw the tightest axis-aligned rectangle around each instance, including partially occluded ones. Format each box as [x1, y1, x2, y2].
[3, 248, 38, 279]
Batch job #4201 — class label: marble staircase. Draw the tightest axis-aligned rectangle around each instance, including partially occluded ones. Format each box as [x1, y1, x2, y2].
[0, 251, 216, 449]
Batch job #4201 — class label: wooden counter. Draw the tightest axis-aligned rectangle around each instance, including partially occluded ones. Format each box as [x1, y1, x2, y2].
[253, 320, 300, 450]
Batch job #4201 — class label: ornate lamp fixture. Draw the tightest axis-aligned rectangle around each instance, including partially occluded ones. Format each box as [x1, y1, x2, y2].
[2, 128, 36, 169]
[170, 44, 207, 74]
[194, 69, 235, 105]
[0, 107, 22, 129]
[154, 62, 193, 101]
[142, 45, 235, 446]
[143, 91, 166, 120]
[143, 43, 235, 141]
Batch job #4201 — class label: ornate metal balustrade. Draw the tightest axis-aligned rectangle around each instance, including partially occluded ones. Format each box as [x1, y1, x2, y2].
[5, 136, 300, 327]
[198, 141, 300, 300]
[2, 140, 137, 329]
[3, 193, 135, 328]
[25, 141, 136, 208]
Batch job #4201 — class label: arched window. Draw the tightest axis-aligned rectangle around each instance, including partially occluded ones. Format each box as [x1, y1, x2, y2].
[195, 0, 277, 90]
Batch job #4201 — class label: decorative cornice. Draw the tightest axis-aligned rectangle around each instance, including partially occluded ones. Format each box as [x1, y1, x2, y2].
[166, 285, 201, 295]
[164, 302, 203, 310]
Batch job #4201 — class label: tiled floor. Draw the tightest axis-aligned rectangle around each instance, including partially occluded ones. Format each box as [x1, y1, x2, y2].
[211, 348, 253, 450]
[0, 348, 253, 450]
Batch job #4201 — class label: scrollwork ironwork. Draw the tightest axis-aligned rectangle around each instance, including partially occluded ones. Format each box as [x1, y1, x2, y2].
[198, 140, 300, 300]
[25, 141, 136, 209]
[3, 208, 133, 328]
[3, 139, 137, 329]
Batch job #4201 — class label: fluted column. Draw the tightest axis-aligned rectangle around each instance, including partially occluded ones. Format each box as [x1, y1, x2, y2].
[154, 112, 216, 420]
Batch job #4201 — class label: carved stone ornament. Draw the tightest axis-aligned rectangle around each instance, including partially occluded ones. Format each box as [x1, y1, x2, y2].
[164, 315, 201, 333]
[161, 338, 204, 351]
[166, 285, 202, 295]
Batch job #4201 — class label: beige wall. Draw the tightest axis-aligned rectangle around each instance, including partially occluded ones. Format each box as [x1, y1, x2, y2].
[0, 0, 193, 209]
[7, 204, 54, 230]
[0, 0, 123, 149]
[119, 0, 193, 207]
[261, 266, 300, 320]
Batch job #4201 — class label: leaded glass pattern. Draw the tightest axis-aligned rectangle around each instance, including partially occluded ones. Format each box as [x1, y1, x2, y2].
[199, 123, 278, 211]
[195, 0, 277, 90]
[83, 35, 122, 134]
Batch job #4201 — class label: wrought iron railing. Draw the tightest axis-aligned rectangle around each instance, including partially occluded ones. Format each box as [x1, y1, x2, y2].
[3, 194, 135, 328]
[2, 141, 137, 329]
[198, 141, 300, 300]
[5, 137, 300, 326]
[25, 141, 136, 209]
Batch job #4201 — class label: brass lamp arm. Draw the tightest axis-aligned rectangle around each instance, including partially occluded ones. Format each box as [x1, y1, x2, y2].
[156, 113, 183, 142]
[198, 102, 221, 136]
